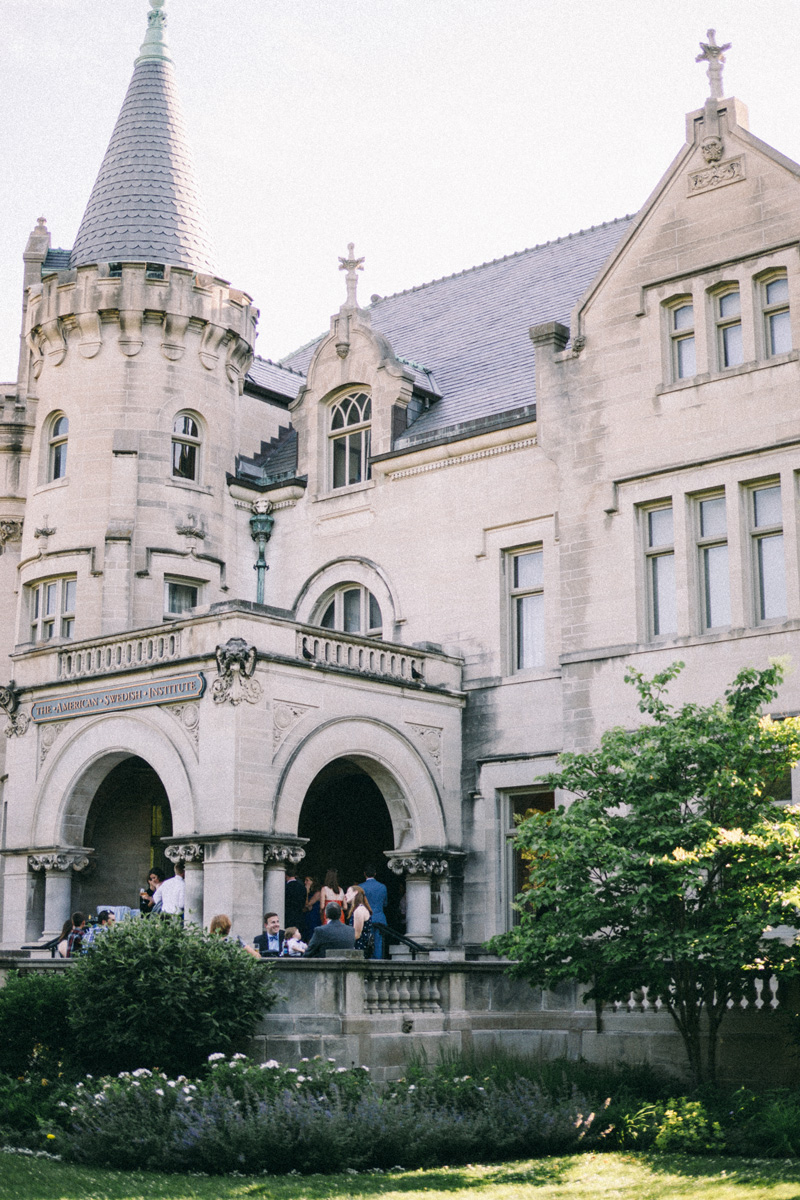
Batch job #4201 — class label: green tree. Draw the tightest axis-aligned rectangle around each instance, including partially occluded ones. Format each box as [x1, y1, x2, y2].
[67, 916, 277, 1075]
[491, 662, 800, 1085]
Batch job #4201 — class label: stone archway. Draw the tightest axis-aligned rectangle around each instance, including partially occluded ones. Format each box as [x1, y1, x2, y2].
[272, 717, 447, 850]
[75, 755, 173, 916]
[298, 757, 400, 921]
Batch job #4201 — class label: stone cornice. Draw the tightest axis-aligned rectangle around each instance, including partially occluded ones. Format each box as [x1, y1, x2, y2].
[372, 422, 537, 482]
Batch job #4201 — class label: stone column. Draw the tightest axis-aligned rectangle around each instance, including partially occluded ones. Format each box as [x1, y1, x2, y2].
[165, 842, 204, 927]
[28, 851, 91, 940]
[386, 851, 451, 948]
[262, 838, 307, 926]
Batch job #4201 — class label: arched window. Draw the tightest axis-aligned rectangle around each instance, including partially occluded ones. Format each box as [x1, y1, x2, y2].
[172, 412, 202, 481]
[329, 391, 371, 489]
[48, 413, 69, 481]
[318, 584, 382, 638]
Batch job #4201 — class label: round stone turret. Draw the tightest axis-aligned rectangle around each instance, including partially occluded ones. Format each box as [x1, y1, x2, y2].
[20, 263, 258, 639]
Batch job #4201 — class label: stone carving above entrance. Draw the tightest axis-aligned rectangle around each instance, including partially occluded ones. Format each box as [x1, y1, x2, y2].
[212, 638, 262, 706]
[164, 701, 200, 750]
[0, 682, 30, 739]
[272, 700, 318, 755]
[405, 722, 442, 771]
[28, 850, 92, 873]
[38, 721, 67, 767]
[165, 842, 204, 864]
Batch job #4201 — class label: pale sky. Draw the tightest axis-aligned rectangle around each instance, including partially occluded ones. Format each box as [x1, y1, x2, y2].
[1, 0, 799, 382]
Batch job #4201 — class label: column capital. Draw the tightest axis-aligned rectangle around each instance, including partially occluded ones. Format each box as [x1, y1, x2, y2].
[164, 841, 204, 864]
[28, 849, 92, 873]
[263, 836, 308, 867]
[385, 848, 458, 878]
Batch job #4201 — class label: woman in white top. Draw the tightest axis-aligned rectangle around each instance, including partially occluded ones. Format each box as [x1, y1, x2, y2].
[320, 868, 346, 923]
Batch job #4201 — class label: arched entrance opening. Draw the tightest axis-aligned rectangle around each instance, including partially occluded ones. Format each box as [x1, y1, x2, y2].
[298, 757, 400, 924]
[75, 756, 173, 915]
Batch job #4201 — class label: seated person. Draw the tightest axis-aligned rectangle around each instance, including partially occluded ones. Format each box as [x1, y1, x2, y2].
[253, 912, 285, 957]
[283, 926, 307, 956]
[209, 914, 261, 959]
[81, 910, 115, 950]
[303, 904, 356, 957]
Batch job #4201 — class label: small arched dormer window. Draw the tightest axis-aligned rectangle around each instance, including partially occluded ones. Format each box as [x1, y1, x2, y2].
[329, 391, 371, 489]
[48, 414, 69, 481]
[319, 584, 382, 638]
[172, 412, 202, 481]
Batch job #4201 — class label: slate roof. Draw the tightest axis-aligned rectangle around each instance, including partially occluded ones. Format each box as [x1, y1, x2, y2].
[279, 217, 634, 447]
[42, 248, 71, 273]
[236, 426, 300, 486]
[246, 357, 305, 403]
[70, 59, 217, 274]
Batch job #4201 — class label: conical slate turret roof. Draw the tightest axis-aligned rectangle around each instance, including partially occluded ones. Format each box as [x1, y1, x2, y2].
[70, 4, 217, 274]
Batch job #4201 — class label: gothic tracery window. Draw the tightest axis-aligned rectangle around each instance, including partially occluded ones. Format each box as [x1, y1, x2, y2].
[329, 391, 371, 489]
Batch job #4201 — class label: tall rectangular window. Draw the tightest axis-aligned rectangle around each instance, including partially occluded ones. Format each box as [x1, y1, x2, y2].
[752, 484, 786, 621]
[670, 303, 696, 380]
[697, 494, 730, 630]
[506, 791, 555, 927]
[716, 289, 743, 368]
[510, 549, 544, 670]
[763, 276, 791, 357]
[645, 506, 676, 637]
[29, 576, 76, 642]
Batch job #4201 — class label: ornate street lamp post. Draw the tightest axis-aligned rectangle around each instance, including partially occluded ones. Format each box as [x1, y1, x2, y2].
[249, 502, 274, 605]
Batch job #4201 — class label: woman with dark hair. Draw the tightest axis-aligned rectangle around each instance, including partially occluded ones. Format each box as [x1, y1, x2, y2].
[139, 869, 164, 914]
[345, 885, 374, 957]
[320, 868, 345, 923]
[301, 876, 322, 942]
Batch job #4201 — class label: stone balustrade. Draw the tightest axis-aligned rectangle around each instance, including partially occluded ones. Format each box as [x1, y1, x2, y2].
[296, 631, 426, 683]
[58, 631, 183, 680]
[363, 966, 444, 1013]
[1, 954, 794, 1087]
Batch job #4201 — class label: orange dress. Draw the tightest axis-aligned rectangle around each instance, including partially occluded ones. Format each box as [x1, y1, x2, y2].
[320, 887, 346, 923]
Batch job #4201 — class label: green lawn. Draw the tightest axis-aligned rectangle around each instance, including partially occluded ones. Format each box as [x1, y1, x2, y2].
[2, 1153, 800, 1200]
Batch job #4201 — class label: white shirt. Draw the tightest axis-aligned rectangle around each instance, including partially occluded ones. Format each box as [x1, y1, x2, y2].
[153, 874, 185, 914]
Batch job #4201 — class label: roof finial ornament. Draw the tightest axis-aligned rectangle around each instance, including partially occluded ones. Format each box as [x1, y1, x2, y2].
[338, 242, 365, 309]
[696, 29, 731, 100]
[137, 0, 171, 65]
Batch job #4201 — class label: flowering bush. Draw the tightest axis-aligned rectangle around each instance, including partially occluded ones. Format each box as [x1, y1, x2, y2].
[47, 1053, 609, 1173]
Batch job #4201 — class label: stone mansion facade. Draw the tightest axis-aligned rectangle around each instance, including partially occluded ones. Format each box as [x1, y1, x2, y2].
[2, 11, 800, 953]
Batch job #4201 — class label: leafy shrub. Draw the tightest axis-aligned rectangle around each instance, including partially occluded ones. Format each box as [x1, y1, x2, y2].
[0, 970, 71, 1078]
[66, 918, 277, 1075]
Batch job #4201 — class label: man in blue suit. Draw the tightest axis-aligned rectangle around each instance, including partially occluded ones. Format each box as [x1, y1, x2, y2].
[360, 865, 388, 959]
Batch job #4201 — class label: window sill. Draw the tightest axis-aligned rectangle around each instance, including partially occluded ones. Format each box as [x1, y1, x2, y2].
[657, 349, 799, 396]
[166, 478, 213, 496]
[33, 476, 69, 496]
[313, 479, 376, 503]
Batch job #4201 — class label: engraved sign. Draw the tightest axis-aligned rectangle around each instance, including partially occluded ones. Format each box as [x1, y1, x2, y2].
[688, 155, 745, 195]
[31, 673, 206, 724]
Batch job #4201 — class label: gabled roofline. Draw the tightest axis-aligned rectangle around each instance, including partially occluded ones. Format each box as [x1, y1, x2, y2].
[567, 97, 800, 342]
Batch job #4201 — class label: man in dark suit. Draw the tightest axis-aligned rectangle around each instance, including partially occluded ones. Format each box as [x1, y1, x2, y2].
[284, 870, 306, 931]
[360, 866, 388, 959]
[303, 904, 356, 956]
[253, 912, 285, 957]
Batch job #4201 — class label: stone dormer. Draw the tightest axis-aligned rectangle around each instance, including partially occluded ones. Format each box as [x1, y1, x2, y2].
[290, 245, 415, 499]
